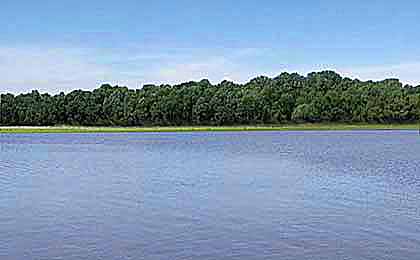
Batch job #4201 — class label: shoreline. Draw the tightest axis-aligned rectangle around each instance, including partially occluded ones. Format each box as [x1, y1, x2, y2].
[0, 124, 419, 133]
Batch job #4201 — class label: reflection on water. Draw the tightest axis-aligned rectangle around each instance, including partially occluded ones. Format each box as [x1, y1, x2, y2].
[1, 131, 420, 259]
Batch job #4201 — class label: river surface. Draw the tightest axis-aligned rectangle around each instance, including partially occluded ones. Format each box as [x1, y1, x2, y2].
[1, 131, 420, 260]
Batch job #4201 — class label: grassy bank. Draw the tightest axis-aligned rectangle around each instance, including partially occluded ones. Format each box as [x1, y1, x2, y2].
[0, 124, 419, 134]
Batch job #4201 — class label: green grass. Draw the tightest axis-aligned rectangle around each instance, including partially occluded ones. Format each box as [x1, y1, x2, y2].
[0, 123, 419, 134]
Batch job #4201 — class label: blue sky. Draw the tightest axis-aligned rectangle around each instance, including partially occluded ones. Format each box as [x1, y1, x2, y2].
[1, 0, 420, 93]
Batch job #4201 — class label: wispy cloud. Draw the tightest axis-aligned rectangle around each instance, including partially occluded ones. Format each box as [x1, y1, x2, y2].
[141, 47, 281, 85]
[0, 46, 112, 93]
[337, 63, 420, 86]
[1, 45, 419, 94]
[0, 45, 278, 93]
[148, 56, 260, 85]
[286, 62, 420, 86]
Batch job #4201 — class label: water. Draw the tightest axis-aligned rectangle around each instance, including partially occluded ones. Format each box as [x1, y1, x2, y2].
[1, 131, 420, 260]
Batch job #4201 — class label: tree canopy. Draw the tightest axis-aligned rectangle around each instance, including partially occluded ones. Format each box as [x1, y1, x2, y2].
[1, 71, 419, 126]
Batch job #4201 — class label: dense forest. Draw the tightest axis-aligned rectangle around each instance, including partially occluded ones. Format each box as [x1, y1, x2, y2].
[1, 71, 420, 126]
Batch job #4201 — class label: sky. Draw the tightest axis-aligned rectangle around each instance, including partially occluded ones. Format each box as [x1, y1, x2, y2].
[1, 0, 420, 93]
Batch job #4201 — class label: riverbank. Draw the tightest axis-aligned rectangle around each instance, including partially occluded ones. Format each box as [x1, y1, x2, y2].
[0, 124, 419, 133]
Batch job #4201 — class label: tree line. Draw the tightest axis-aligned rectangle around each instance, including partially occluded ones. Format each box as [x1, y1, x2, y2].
[1, 71, 419, 126]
